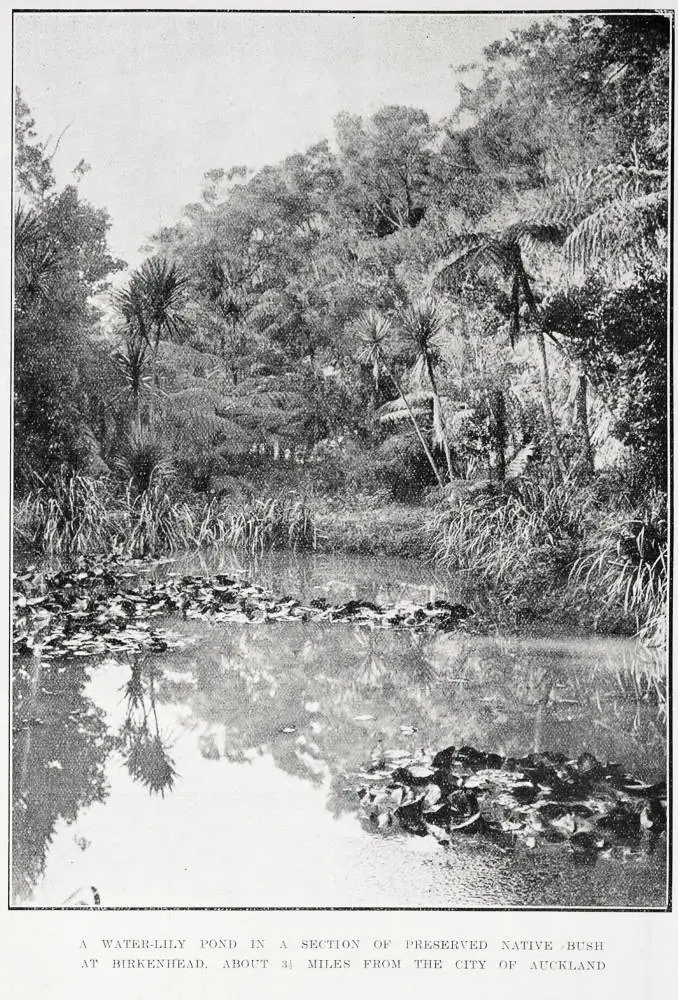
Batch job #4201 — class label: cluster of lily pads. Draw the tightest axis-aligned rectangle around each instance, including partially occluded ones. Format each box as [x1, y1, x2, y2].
[357, 744, 666, 861]
[13, 559, 473, 661]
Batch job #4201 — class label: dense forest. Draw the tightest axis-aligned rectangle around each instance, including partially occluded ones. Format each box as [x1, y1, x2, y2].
[13, 14, 670, 641]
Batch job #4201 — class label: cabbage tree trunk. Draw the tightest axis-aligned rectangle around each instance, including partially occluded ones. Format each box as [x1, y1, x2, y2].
[534, 327, 567, 483]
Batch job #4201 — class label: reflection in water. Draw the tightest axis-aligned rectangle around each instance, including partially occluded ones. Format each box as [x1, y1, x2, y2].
[118, 656, 178, 796]
[11, 553, 668, 908]
[12, 657, 115, 902]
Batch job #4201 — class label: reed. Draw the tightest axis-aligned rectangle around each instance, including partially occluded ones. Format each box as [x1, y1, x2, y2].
[429, 482, 589, 587]
[124, 484, 194, 557]
[225, 495, 317, 554]
[570, 490, 668, 635]
[15, 471, 318, 559]
[14, 470, 117, 556]
[429, 478, 668, 641]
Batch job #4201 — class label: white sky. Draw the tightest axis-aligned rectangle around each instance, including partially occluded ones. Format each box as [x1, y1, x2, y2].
[14, 11, 547, 267]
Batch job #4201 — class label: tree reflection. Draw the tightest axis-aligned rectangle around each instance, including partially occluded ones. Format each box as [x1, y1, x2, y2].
[117, 656, 178, 796]
[153, 624, 667, 821]
[13, 606, 666, 906]
[12, 654, 115, 903]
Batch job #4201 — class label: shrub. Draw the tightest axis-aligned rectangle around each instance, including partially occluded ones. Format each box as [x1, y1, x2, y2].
[344, 431, 440, 502]
[115, 421, 173, 495]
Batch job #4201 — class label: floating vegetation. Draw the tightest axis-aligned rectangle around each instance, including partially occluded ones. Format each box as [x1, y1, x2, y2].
[12, 558, 474, 661]
[357, 744, 666, 863]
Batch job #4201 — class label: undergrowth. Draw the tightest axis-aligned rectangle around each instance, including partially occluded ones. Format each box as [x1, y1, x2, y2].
[14, 471, 316, 559]
[429, 479, 668, 641]
[14, 470, 668, 642]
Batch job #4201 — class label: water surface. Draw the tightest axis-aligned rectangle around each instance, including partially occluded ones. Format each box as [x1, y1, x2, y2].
[12, 551, 667, 909]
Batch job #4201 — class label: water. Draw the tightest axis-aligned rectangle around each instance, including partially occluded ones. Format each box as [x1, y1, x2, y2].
[12, 551, 668, 909]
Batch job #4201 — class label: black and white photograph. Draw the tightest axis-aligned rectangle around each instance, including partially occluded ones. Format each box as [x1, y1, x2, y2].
[10, 9, 671, 913]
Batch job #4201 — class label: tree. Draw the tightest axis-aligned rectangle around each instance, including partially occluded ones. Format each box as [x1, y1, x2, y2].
[540, 273, 668, 487]
[14, 89, 55, 201]
[335, 106, 434, 236]
[14, 96, 124, 486]
[433, 224, 568, 481]
[113, 257, 189, 394]
[357, 309, 444, 488]
[397, 298, 456, 482]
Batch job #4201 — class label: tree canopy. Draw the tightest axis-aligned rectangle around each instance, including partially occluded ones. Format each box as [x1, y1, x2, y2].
[14, 13, 670, 499]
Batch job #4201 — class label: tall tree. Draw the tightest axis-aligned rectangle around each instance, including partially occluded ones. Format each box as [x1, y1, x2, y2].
[335, 106, 434, 236]
[14, 93, 123, 486]
[397, 298, 456, 482]
[433, 225, 568, 481]
[113, 257, 189, 394]
[357, 309, 444, 488]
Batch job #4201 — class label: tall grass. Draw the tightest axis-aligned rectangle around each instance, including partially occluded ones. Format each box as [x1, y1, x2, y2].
[430, 482, 589, 587]
[14, 471, 317, 559]
[14, 471, 118, 556]
[224, 496, 317, 554]
[124, 484, 194, 557]
[429, 479, 668, 641]
[570, 490, 668, 637]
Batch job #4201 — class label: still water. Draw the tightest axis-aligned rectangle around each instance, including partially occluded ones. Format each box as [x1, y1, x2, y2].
[12, 552, 668, 909]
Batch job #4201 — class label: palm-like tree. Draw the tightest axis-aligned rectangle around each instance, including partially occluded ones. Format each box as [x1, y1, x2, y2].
[551, 162, 667, 277]
[397, 297, 456, 482]
[113, 257, 189, 392]
[433, 224, 568, 481]
[111, 332, 151, 419]
[14, 202, 61, 305]
[432, 161, 668, 483]
[357, 309, 444, 488]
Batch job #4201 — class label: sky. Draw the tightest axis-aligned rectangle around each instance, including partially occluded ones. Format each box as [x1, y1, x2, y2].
[14, 11, 547, 268]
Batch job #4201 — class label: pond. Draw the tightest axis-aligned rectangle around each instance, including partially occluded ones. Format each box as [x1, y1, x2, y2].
[12, 551, 668, 909]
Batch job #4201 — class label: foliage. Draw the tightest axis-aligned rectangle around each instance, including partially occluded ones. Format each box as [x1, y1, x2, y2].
[113, 257, 189, 365]
[14, 91, 124, 489]
[540, 273, 668, 484]
[12, 18, 669, 640]
[570, 490, 668, 632]
[115, 421, 173, 494]
[225, 496, 317, 554]
[15, 469, 117, 556]
[431, 480, 590, 589]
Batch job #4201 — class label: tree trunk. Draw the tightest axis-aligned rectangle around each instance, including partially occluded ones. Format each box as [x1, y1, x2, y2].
[573, 366, 594, 477]
[534, 327, 567, 482]
[385, 363, 444, 489]
[426, 359, 456, 482]
[488, 388, 507, 482]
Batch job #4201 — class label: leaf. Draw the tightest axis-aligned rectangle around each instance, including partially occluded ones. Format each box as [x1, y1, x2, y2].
[425, 821, 450, 844]
[505, 440, 536, 480]
[449, 810, 481, 832]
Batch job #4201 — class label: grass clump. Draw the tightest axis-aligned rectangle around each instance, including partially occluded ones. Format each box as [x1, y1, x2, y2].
[15, 470, 117, 556]
[430, 481, 588, 587]
[429, 478, 668, 639]
[225, 495, 317, 554]
[14, 470, 318, 560]
[124, 484, 194, 557]
[570, 490, 667, 639]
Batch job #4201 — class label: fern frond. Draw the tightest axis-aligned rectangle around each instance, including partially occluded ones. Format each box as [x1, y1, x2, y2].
[505, 441, 536, 480]
[377, 390, 434, 420]
[565, 189, 668, 273]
